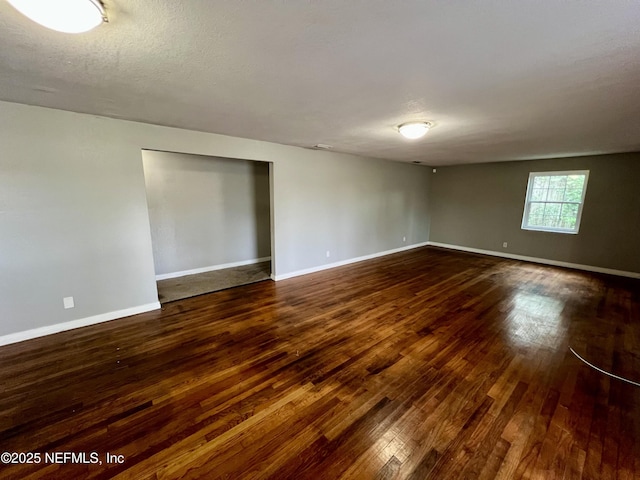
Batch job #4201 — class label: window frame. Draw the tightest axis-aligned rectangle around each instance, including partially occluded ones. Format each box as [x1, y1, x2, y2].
[521, 170, 589, 234]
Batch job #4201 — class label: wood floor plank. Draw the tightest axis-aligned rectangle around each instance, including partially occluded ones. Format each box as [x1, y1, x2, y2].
[1, 246, 638, 479]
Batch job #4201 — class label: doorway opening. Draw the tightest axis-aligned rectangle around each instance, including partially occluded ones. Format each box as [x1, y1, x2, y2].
[141, 150, 273, 303]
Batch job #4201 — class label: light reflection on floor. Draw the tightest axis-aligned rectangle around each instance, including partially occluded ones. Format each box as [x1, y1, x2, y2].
[504, 291, 566, 349]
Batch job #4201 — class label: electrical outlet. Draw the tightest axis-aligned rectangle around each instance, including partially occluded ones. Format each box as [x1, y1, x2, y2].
[403, 236, 406, 242]
[503, 242, 508, 248]
[63, 296, 74, 309]
[326, 250, 330, 258]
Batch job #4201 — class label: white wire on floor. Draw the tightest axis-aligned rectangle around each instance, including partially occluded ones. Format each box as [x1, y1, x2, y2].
[569, 347, 640, 388]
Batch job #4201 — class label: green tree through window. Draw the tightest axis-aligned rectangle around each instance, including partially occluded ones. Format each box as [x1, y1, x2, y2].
[522, 171, 589, 234]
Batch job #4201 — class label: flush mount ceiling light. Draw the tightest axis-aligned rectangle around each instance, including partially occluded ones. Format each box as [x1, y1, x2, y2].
[398, 122, 432, 139]
[7, 0, 108, 34]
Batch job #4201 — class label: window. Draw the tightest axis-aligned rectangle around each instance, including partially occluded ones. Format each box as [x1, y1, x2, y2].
[521, 170, 589, 234]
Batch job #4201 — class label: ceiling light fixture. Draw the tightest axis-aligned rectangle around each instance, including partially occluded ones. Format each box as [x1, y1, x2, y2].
[398, 122, 432, 139]
[7, 0, 108, 34]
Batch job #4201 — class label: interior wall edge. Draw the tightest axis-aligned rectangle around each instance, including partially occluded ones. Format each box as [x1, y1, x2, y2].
[427, 242, 640, 279]
[155, 256, 272, 281]
[273, 242, 429, 281]
[0, 302, 161, 347]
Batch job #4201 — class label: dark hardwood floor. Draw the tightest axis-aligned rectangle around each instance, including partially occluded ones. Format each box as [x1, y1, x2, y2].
[1, 246, 639, 479]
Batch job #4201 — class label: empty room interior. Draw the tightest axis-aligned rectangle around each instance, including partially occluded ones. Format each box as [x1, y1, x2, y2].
[0, 2, 638, 479]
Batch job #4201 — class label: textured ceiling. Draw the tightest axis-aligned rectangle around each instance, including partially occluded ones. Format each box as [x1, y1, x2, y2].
[1, 1, 639, 165]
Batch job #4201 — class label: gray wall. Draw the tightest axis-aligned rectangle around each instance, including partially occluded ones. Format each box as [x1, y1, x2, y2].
[274, 151, 431, 274]
[429, 153, 640, 273]
[0, 104, 158, 337]
[142, 151, 271, 276]
[0, 100, 431, 338]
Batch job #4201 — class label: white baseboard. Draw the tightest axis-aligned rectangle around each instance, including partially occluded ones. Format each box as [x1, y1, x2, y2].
[0, 302, 161, 347]
[156, 257, 271, 281]
[427, 242, 640, 279]
[273, 242, 429, 281]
